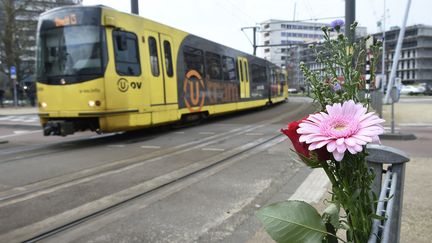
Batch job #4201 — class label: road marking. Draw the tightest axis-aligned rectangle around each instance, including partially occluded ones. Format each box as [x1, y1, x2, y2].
[140, 145, 161, 149]
[245, 133, 263, 136]
[201, 148, 225, 151]
[199, 132, 215, 135]
[289, 169, 329, 204]
[0, 130, 42, 139]
[173, 131, 185, 134]
[396, 123, 432, 127]
[107, 145, 125, 148]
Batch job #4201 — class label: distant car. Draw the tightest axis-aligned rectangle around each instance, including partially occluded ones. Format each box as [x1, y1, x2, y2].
[288, 88, 298, 94]
[400, 85, 425, 95]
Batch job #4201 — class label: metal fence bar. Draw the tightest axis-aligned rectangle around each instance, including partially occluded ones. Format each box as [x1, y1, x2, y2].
[382, 172, 398, 243]
[366, 144, 410, 243]
[368, 171, 393, 243]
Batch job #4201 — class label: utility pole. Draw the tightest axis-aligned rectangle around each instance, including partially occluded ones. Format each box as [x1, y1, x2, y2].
[131, 0, 138, 15]
[345, 0, 355, 43]
[381, 0, 386, 93]
[241, 26, 259, 56]
[384, 0, 412, 104]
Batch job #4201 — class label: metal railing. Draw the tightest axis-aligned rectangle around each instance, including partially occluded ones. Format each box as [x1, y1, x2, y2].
[367, 144, 410, 243]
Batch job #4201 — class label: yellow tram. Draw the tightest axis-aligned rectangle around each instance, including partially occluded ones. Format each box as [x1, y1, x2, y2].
[36, 5, 288, 136]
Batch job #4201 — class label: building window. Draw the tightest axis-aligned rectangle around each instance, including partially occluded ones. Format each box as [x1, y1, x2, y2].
[281, 24, 286, 28]
[264, 24, 269, 29]
[264, 48, 270, 53]
[113, 30, 141, 76]
[264, 32, 270, 37]
[264, 40, 270, 45]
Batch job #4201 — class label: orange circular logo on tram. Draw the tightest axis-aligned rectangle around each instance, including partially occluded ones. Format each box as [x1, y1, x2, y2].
[183, 70, 206, 112]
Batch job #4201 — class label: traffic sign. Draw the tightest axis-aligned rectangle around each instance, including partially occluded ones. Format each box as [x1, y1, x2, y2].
[10, 66, 16, 79]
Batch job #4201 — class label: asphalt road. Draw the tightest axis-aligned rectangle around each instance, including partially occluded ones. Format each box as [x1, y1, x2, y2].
[0, 98, 317, 242]
[1, 96, 430, 243]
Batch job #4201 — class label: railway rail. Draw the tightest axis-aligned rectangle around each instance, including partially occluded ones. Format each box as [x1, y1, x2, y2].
[0, 101, 314, 242]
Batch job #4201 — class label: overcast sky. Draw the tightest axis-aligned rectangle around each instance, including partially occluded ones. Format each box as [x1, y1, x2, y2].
[82, 0, 429, 55]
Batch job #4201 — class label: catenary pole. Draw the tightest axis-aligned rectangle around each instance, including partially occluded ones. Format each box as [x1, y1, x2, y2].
[131, 0, 138, 15]
[345, 0, 355, 43]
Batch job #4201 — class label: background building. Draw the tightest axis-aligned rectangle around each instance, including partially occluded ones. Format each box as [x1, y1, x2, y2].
[0, 0, 82, 101]
[373, 24, 432, 87]
[259, 19, 367, 89]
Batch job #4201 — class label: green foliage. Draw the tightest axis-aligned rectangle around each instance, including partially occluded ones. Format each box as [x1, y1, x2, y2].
[300, 23, 381, 111]
[257, 201, 329, 243]
[258, 22, 381, 243]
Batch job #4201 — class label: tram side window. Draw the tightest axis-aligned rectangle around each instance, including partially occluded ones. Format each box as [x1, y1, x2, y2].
[244, 61, 249, 81]
[148, 37, 160, 76]
[163, 41, 174, 77]
[183, 46, 205, 77]
[113, 30, 141, 76]
[222, 56, 237, 81]
[205, 52, 222, 80]
[251, 64, 266, 83]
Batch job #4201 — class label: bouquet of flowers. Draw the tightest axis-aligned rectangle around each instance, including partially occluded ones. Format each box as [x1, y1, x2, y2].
[257, 20, 384, 243]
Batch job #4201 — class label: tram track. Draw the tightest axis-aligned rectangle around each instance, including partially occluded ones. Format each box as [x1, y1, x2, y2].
[0, 124, 256, 205]
[0, 101, 313, 205]
[2, 133, 286, 242]
[0, 101, 315, 242]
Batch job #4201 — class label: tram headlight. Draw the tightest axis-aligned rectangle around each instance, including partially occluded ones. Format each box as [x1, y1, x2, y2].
[39, 102, 48, 108]
[88, 100, 96, 107]
[88, 100, 101, 107]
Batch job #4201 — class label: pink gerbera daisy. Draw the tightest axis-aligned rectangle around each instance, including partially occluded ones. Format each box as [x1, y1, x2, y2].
[297, 100, 385, 161]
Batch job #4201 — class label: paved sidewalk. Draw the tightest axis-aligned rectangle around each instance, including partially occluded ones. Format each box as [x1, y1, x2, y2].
[248, 98, 432, 243]
[0, 106, 38, 116]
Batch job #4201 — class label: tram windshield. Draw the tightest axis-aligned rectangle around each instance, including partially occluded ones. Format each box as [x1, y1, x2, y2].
[36, 25, 107, 84]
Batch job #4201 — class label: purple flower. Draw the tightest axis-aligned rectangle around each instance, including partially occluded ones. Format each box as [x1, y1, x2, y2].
[333, 82, 342, 91]
[331, 19, 345, 31]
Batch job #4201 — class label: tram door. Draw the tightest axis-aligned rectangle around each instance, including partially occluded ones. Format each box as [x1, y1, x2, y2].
[145, 31, 177, 106]
[237, 57, 250, 98]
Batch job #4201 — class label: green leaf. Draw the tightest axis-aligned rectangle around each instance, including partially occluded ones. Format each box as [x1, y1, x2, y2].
[323, 223, 338, 243]
[322, 203, 340, 229]
[257, 200, 327, 243]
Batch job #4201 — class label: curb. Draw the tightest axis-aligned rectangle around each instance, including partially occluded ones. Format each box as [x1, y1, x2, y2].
[380, 132, 417, 140]
[0, 124, 41, 130]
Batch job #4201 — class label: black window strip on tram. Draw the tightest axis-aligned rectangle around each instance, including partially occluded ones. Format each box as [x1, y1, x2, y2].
[183, 46, 205, 77]
[222, 56, 237, 82]
[205, 51, 222, 80]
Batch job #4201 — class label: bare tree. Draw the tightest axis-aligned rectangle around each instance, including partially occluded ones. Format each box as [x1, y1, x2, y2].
[0, 0, 33, 96]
